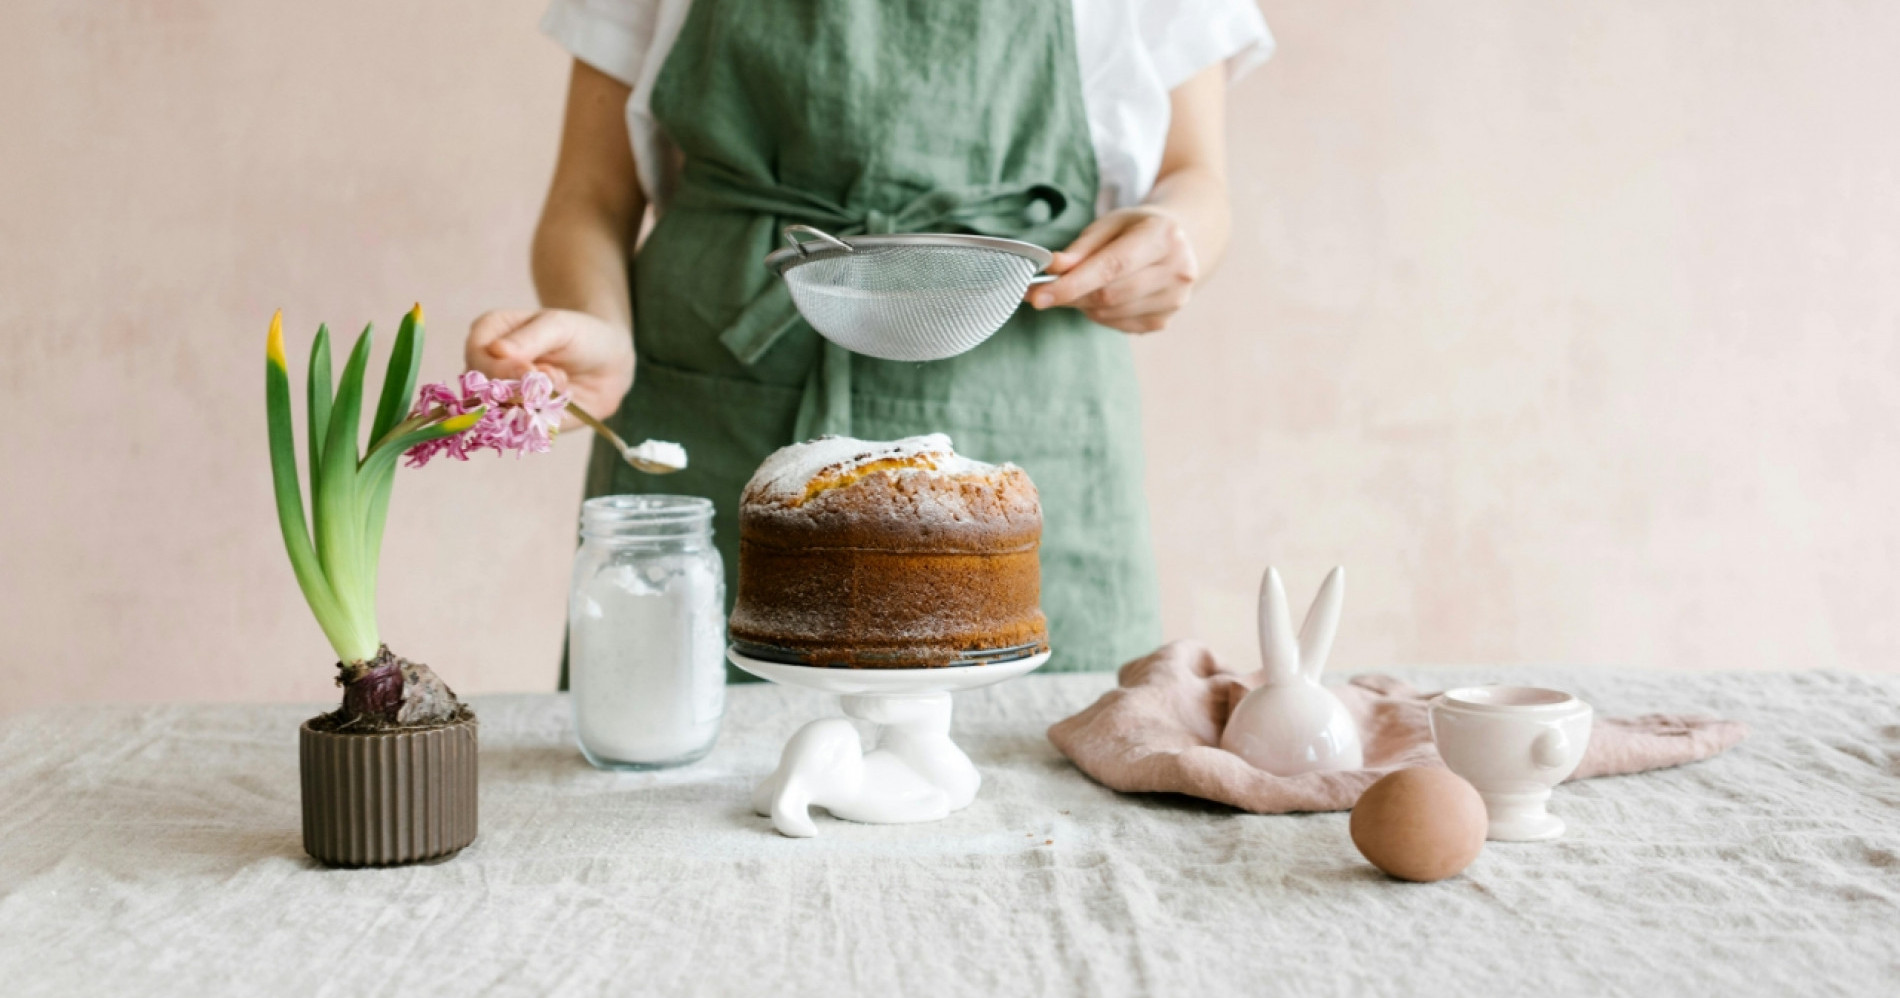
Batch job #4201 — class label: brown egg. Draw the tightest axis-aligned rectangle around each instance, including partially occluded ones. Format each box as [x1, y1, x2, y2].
[1350, 767, 1487, 882]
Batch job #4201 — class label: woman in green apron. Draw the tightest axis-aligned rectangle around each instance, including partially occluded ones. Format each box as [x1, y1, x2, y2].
[471, 0, 1272, 679]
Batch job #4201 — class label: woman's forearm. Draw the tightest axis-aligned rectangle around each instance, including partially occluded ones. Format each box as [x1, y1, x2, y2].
[1032, 63, 1231, 333]
[531, 59, 646, 331]
[1146, 63, 1230, 278]
[462, 61, 645, 423]
[1142, 162, 1229, 280]
[532, 203, 638, 331]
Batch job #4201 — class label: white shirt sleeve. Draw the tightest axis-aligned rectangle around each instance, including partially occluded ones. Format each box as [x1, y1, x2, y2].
[540, 0, 662, 88]
[1136, 0, 1274, 89]
[1075, 0, 1273, 211]
[541, 0, 690, 207]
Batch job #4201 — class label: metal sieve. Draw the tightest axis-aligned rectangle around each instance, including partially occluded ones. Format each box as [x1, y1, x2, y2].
[764, 224, 1056, 362]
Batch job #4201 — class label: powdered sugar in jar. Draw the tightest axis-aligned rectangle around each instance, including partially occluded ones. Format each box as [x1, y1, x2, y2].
[568, 495, 725, 769]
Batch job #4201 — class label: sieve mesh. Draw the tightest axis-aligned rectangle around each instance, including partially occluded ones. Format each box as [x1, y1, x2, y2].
[779, 244, 1042, 362]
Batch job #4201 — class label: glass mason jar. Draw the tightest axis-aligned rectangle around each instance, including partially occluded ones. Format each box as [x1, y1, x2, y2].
[568, 495, 725, 770]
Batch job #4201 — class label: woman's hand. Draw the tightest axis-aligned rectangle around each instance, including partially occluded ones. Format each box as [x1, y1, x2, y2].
[465, 61, 645, 430]
[1028, 63, 1232, 335]
[465, 308, 635, 428]
[1028, 207, 1200, 334]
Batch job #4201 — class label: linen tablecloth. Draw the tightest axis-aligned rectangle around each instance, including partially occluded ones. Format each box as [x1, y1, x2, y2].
[2, 670, 1896, 997]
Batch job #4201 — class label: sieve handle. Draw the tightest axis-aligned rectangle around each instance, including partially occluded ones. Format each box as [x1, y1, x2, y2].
[1028, 273, 1058, 285]
[783, 224, 855, 255]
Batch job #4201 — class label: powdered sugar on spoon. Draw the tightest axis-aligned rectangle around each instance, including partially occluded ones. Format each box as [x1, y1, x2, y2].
[569, 402, 687, 474]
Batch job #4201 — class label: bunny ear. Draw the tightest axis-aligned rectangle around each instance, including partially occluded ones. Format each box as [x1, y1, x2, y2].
[1259, 566, 1301, 683]
[1296, 566, 1345, 683]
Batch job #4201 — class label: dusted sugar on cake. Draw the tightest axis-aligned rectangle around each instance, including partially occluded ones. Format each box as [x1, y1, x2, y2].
[730, 434, 1048, 668]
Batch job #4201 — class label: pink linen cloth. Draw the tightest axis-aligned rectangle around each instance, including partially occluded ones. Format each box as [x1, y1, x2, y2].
[1047, 640, 1749, 814]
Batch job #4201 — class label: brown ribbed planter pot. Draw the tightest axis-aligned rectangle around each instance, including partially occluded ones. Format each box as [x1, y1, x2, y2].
[299, 715, 478, 867]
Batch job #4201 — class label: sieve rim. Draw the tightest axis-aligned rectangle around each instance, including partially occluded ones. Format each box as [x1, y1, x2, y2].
[764, 232, 1054, 278]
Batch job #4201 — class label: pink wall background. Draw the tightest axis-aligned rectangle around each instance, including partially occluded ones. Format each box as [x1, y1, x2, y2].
[3, 2, 1895, 715]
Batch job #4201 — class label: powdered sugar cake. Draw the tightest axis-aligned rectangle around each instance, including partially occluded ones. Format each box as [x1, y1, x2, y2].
[729, 434, 1049, 668]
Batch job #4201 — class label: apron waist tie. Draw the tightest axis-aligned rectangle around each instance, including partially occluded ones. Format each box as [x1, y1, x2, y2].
[670, 161, 1075, 439]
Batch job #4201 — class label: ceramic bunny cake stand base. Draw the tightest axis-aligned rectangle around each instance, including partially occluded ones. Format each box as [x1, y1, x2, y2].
[728, 648, 1050, 838]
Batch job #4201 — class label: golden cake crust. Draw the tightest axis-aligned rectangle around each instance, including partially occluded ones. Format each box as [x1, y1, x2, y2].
[730, 435, 1048, 668]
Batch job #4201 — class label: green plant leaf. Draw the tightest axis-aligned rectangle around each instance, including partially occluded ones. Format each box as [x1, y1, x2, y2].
[306, 324, 332, 487]
[355, 411, 483, 613]
[314, 323, 379, 662]
[369, 304, 422, 449]
[358, 414, 483, 544]
[359, 410, 483, 491]
[266, 312, 359, 662]
[362, 305, 425, 589]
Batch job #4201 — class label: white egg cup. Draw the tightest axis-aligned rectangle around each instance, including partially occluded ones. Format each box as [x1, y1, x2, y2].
[1429, 686, 1594, 841]
[1220, 566, 1364, 776]
[729, 648, 1049, 838]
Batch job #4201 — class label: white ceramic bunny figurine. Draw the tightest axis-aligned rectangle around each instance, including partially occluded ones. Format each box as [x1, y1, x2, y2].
[752, 693, 977, 837]
[1219, 566, 1364, 776]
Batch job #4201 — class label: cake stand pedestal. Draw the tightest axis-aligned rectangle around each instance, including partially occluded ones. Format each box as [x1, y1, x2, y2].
[728, 648, 1051, 838]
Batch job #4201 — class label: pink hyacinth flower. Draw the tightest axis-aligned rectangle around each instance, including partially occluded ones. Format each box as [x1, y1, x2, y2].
[404, 370, 571, 468]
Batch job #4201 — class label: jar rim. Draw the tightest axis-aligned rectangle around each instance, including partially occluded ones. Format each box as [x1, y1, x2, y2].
[581, 494, 714, 528]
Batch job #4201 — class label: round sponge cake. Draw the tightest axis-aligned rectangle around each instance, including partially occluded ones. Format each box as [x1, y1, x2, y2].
[729, 434, 1048, 668]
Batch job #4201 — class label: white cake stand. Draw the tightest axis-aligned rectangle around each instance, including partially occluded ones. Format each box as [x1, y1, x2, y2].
[728, 647, 1050, 838]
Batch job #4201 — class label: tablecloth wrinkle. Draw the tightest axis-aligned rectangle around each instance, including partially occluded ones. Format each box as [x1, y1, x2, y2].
[1, 669, 1896, 997]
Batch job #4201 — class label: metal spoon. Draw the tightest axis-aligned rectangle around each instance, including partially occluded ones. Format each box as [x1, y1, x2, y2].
[568, 402, 686, 474]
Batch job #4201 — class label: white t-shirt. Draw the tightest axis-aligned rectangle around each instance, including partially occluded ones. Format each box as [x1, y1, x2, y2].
[541, 0, 1272, 213]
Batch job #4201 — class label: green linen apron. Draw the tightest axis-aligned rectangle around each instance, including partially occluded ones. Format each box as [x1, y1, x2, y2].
[585, 0, 1162, 681]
